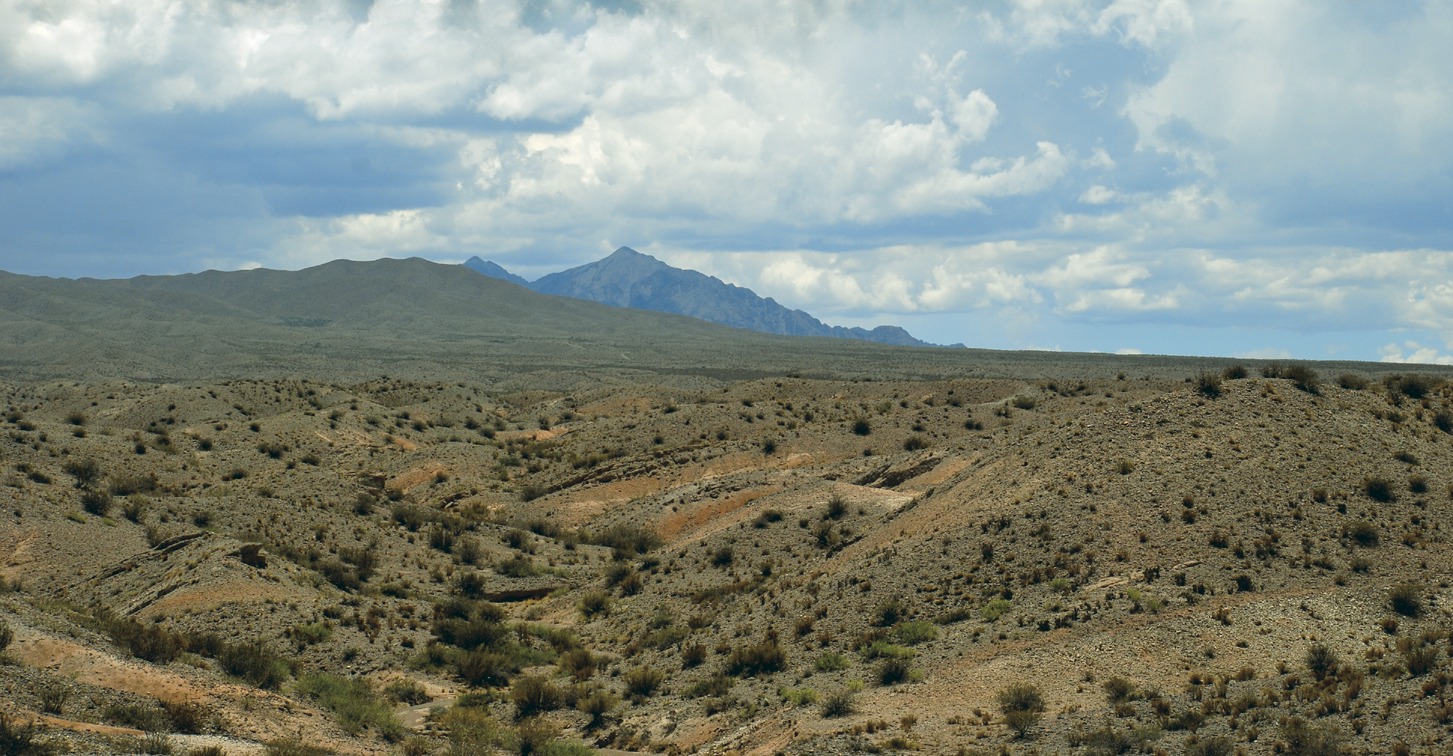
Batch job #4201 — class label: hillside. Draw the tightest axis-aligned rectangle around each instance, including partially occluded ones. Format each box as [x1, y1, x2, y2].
[468, 247, 933, 347]
[5, 365, 1453, 754]
[4, 260, 1453, 754]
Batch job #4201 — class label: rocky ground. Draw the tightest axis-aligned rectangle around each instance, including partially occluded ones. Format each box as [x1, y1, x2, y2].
[4, 366, 1453, 754]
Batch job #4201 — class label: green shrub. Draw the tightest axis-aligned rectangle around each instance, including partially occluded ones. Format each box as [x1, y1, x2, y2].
[0, 619, 12, 653]
[383, 680, 431, 705]
[851, 418, 872, 436]
[684, 673, 733, 699]
[296, 672, 403, 741]
[511, 675, 562, 719]
[289, 622, 332, 647]
[578, 591, 611, 619]
[161, 700, 208, 734]
[894, 621, 937, 646]
[455, 650, 517, 688]
[981, 598, 1012, 622]
[725, 638, 786, 677]
[264, 737, 334, 756]
[218, 641, 290, 689]
[780, 687, 819, 706]
[814, 651, 849, 673]
[577, 688, 617, 729]
[622, 666, 665, 699]
[876, 656, 912, 686]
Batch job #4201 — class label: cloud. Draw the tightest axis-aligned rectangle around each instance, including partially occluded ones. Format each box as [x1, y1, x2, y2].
[0, 1, 1449, 362]
[1380, 341, 1453, 366]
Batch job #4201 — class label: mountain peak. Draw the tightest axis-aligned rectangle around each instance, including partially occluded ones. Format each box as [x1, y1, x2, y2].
[462, 256, 529, 287]
[531, 248, 934, 347]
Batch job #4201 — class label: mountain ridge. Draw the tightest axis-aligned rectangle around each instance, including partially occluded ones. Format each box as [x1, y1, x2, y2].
[465, 247, 938, 347]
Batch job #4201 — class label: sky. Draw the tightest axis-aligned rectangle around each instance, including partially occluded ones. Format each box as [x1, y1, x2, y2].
[2, 1, 1452, 362]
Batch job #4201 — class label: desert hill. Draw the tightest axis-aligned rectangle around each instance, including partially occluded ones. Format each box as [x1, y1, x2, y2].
[4, 260, 1453, 754]
[4, 362, 1453, 754]
[467, 247, 933, 347]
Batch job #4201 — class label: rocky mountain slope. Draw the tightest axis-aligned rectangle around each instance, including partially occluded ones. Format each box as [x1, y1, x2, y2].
[466, 247, 933, 347]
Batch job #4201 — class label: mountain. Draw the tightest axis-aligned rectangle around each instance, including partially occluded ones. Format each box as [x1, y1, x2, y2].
[0, 257, 995, 385]
[462, 256, 529, 288]
[470, 247, 935, 347]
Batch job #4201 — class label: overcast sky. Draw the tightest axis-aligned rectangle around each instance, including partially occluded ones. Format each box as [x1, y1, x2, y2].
[3, 1, 1451, 361]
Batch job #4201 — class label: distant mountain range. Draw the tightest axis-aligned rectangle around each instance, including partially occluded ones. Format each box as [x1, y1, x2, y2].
[464, 247, 936, 347]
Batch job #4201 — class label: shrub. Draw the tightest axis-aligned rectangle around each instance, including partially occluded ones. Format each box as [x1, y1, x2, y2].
[455, 650, 517, 688]
[110, 473, 158, 496]
[873, 598, 905, 627]
[1384, 373, 1443, 400]
[290, 622, 332, 647]
[1345, 521, 1379, 547]
[623, 666, 665, 699]
[577, 689, 617, 729]
[681, 643, 707, 669]
[1195, 372, 1223, 398]
[1280, 716, 1344, 755]
[296, 672, 403, 741]
[0, 619, 12, 653]
[1102, 676, 1135, 704]
[902, 435, 928, 451]
[821, 688, 857, 718]
[780, 687, 819, 706]
[725, 638, 786, 677]
[583, 525, 662, 558]
[558, 648, 598, 681]
[1390, 583, 1423, 617]
[219, 641, 290, 690]
[1306, 643, 1339, 681]
[981, 598, 1012, 622]
[1336, 373, 1369, 390]
[1185, 736, 1234, 756]
[511, 675, 562, 719]
[0, 713, 44, 756]
[63, 458, 102, 488]
[895, 620, 937, 646]
[876, 656, 912, 686]
[852, 418, 872, 436]
[79, 489, 112, 516]
[162, 700, 208, 734]
[137, 733, 172, 755]
[383, 680, 431, 705]
[1284, 364, 1321, 394]
[684, 673, 733, 699]
[1405, 645, 1439, 677]
[815, 651, 849, 672]
[578, 591, 611, 620]
[1364, 477, 1396, 503]
[997, 684, 1044, 738]
[1222, 364, 1248, 380]
[496, 555, 538, 578]
[264, 737, 335, 756]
